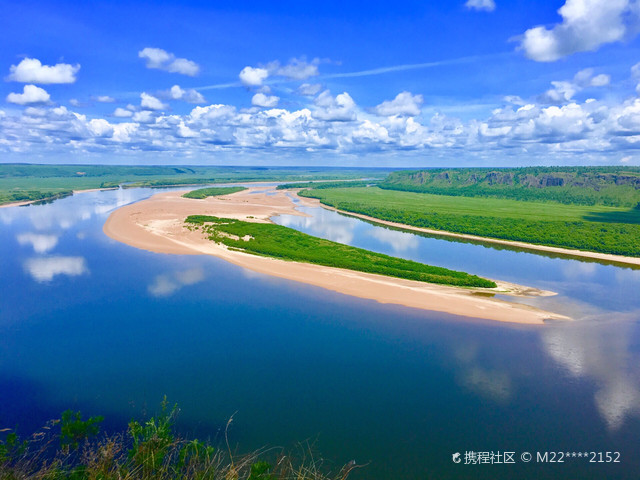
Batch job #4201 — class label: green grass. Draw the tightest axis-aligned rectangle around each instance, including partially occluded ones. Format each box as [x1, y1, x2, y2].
[185, 215, 497, 288]
[300, 187, 640, 257]
[0, 401, 356, 480]
[182, 186, 246, 199]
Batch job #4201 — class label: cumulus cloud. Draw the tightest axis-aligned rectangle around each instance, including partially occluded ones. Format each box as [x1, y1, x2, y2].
[313, 90, 357, 121]
[251, 92, 279, 108]
[465, 0, 496, 12]
[239, 58, 322, 87]
[138, 47, 200, 76]
[374, 91, 424, 116]
[168, 85, 205, 104]
[239, 66, 269, 86]
[140, 92, 167, 111]
[113, 107, 133, 118]
[6, 85, 50, 105]
[6, 58, 80, 84]
[539, 69, 610, 103]
[519, 0, 640, 62]
[24, 256, 88, 282]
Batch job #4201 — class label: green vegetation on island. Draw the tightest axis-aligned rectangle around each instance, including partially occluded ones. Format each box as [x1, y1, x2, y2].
[0, 400, 355, 480]
[185, 215, 497, 288]
[299, 186, 640, 257]
[182, 186, 246, 199]
[380, 166, 640, 207]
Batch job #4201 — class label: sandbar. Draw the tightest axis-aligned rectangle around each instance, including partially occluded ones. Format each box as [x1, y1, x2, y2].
[103, 187, 570, 325]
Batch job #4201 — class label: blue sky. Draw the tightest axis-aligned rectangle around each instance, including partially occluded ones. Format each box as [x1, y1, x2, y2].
[2, 0, 640, 166]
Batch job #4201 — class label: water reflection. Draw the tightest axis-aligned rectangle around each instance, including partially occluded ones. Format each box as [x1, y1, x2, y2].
[17, 233, 59, 253]
[542, 318, 640, 430]
[24, 256, 88, 282]
[148, 268, 206, 297]
[276, 207, 356, 244]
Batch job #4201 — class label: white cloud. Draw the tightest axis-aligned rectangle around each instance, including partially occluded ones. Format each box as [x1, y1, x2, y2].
[138, 47, 200, 76]
[24, 256, 88, 282]
[6, 85, 50, 105]
[140, 92, 167, 111]
[298, 83, 323, 96]
[17, 233, 59, 253]
[269, 57, 320, 80]
[251, 92, 279, 108]
[168, 85, 205, 103]
[465, 0, 496, 12]
[539, 69, 610, 103]
[239, 66, 269, 86]
[313, 90, 357, 121]
[6, 58, 80, 84]
[94, 95, 115, 103]
[374, 91, 424, 116]
[519, 0, 640, 62]
[113, 107, 133, 118]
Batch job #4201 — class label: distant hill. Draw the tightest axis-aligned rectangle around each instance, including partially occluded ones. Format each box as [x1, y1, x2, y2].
[380, 167, 640, 207]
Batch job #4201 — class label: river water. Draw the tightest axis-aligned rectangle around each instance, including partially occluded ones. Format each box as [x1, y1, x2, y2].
[1, 187, 639, 479]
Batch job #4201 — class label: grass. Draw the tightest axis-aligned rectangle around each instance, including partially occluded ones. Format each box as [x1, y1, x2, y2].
[182, 187, 247, 199]
[0, 400, 357, 480]
[299, 187, 640, 257]
[185, 215, 497, 288]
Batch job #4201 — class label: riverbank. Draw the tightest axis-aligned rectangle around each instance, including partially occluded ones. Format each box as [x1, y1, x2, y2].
[297, 192, 640, 268]
[103, 187, 568, 325]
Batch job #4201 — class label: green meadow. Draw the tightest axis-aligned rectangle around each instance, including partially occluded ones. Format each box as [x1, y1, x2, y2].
[300, 187, 640, 257]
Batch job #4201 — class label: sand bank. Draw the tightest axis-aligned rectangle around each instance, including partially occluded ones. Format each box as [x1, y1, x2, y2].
[103, 187, 569, 325]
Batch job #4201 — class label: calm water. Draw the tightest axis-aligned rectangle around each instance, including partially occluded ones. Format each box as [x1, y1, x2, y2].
[1, 188, 640, 480]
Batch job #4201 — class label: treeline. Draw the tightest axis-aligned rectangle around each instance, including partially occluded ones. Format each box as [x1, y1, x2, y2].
[0, 189, 73, 205]
[276, 180, 373, 190]
[186, 215, 497, 288]
[299, 191, 640, 257]
[380, 167, 640, 207]
[182, 186, 246, 199]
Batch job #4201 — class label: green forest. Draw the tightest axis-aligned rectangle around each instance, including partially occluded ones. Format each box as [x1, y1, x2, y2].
[300, 187, 640, 257]
[381, 167, 640, 207]
[185, 215, 496, 288]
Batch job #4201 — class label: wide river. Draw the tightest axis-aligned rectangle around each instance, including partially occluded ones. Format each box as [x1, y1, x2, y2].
[1, 186, 639, 480]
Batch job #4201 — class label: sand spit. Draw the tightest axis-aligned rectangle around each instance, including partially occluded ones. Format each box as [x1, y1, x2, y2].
[103, 187, 570, 325]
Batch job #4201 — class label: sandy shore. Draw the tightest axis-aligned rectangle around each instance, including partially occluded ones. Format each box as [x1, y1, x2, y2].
[300, 193, 640, 268]
[103, 187, 570, 325]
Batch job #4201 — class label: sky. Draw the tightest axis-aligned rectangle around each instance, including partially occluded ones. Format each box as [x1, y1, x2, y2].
[3, 0, 640, 166]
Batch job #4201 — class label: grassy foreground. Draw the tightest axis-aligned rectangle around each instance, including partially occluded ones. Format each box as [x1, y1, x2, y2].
[0, 401, 356, 480]
[299, 187, 640, 257]
[185, 215, 496, 288]
[182, 187, 246, 199]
